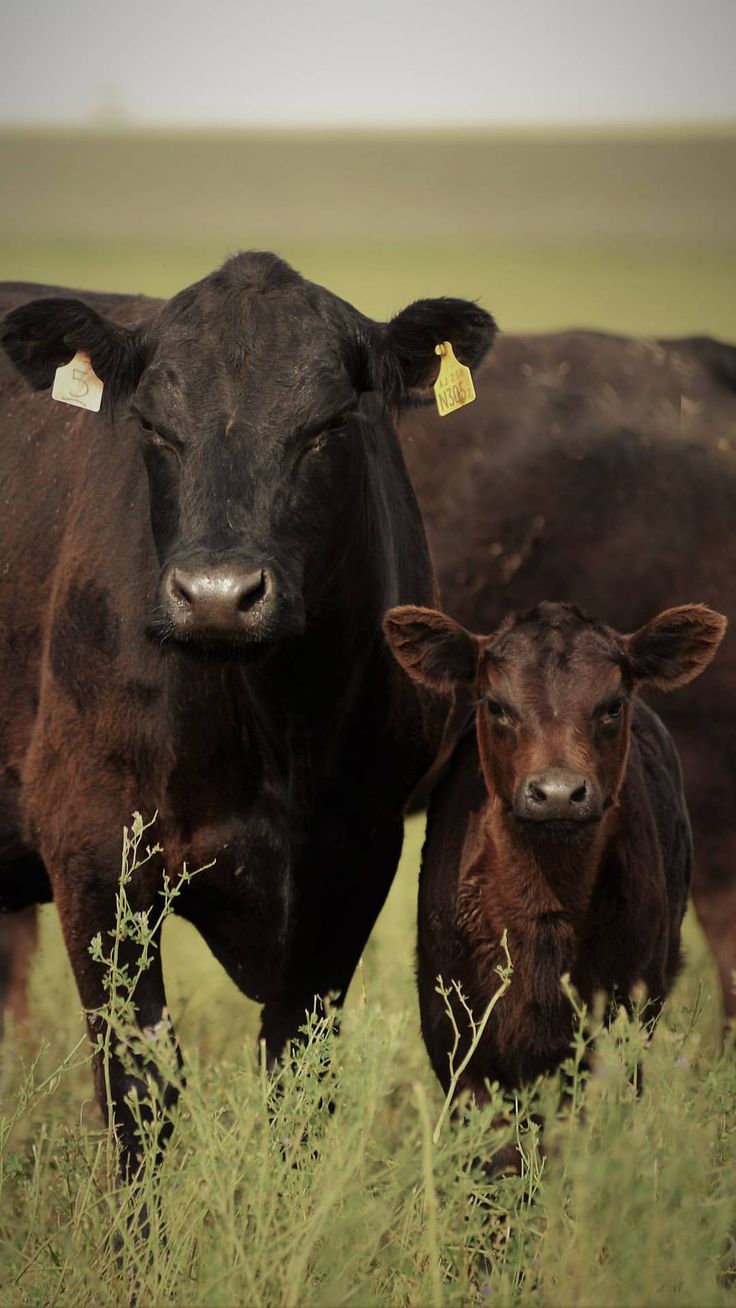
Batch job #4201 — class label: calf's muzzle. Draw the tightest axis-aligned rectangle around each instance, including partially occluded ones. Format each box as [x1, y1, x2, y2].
[514, 768, 602, 825]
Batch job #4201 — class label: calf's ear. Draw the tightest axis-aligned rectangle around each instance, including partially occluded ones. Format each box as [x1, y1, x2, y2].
[383, 605, 482, 693]
[1, 297, 144, 403]
[375, 297, 497, 399]
[627, 605, 727, 691]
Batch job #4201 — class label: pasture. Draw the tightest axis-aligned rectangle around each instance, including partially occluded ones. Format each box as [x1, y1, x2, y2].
[1, 129, 735, 1306]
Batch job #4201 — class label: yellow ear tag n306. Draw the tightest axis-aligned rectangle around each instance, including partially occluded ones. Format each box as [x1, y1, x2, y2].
[433, 341, 476, 417]
[52, 351, 104, 412]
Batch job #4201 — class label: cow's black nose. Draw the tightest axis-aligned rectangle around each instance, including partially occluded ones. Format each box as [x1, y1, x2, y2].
[514, 768, 602, 824]
[164, 563, 272, 636]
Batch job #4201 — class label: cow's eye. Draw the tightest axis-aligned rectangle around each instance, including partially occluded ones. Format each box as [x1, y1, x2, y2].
[603, 698, 624, 720]
[324, 414, 349, 434]
[135, 417, 181, 453]
[303, 419, 350, 458]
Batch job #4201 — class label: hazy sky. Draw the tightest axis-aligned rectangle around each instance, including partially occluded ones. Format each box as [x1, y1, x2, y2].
[2, 0, 735, 127]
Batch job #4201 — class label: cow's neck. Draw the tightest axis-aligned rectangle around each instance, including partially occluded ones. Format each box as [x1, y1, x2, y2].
[457, 800, 613, 1028]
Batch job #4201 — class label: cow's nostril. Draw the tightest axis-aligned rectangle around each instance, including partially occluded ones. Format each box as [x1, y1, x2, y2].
[170, 569, 195, 608]
[527, 782, 547, 804]
[237, 571, 267, 612]
[570, 783, 588, 805]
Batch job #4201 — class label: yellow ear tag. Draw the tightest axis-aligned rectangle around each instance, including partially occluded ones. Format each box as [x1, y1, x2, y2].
[52, 350, 104, 412]
[433, 341, 476, 417]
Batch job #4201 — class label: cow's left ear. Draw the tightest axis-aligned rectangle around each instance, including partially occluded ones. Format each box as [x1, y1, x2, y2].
[626, 605, 727, 691]
[375, 297, 497, 399]
[1, 296, 145, 404]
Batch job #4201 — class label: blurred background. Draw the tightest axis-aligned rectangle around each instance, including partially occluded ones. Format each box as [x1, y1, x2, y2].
[1, 0, 735, 338]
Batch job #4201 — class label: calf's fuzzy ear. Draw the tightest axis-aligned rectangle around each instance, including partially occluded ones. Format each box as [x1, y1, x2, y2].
[383, 605, 483, 694]
[1, 296, 144, 403]
[626, 604, 727, 691]
[371, 297, 497, 402]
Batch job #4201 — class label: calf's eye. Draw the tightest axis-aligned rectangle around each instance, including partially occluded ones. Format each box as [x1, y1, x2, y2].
[486, 698, 511, 722]
[604, 698, 623, 719]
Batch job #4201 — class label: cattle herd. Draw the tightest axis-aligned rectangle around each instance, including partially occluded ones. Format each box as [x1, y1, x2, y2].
[0, 252, 733, 1184]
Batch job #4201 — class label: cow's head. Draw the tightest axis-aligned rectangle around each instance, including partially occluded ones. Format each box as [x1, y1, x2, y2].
[384, 600, 726, 839]
[2, 253, 497, 651]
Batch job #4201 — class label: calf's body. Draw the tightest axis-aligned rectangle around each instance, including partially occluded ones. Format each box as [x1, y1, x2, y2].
[419, 700, 688, 1094]
[385, 600, 725, 1099]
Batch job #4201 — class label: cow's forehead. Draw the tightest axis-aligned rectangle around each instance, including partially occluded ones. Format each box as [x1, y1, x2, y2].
[486, 605, 625, 705]
[136, 278, 359, 424]
[154, 269, 355, 363]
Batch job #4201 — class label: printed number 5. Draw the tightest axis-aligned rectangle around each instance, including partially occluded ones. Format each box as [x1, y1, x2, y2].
[69, 367, 89, 399]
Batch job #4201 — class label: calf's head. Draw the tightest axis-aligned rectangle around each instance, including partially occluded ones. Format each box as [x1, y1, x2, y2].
[385, 600, 726, 838]
[2, 253, 496, 651]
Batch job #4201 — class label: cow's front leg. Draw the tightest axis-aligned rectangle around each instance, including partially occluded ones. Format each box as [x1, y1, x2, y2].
[260, 814, 404, 1060]
[0, 906, 39, 1036]
[54, 861, 181, 1181]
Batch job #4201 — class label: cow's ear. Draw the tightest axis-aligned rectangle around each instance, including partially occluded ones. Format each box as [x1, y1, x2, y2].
[626, 605, 727, 691]
[378, 297, 497, 397]
[383, 605, 483, 693]
[1, 297, 144, 402]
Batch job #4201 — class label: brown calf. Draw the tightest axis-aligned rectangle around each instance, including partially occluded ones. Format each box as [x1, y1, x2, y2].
[384, 601, 726, 1102]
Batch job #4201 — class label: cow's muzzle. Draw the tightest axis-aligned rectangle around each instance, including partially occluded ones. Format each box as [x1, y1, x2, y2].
[513, 768, 603, 827]
[160, 560, 279, 643]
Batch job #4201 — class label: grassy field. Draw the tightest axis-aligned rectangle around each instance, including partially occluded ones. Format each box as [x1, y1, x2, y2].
[1, 130, 735, 1306]
[1, 129, 735, 337]
[1, 818, 734, 1307]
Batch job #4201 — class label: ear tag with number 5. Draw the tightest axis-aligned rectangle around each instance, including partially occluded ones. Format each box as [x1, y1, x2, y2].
[52, 351, 104, 412]
[433, 341, 476, 417]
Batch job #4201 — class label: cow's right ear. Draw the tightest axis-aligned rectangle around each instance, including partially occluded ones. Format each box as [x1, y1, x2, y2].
[1, 297, 143, 402]
[383, 605, 482, 694]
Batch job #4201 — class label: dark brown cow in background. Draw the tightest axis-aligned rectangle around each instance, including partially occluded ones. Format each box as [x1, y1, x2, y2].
[399, 330, 736, 1022]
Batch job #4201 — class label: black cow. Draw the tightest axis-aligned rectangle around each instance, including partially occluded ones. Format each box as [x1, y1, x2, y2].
[399, 330, 736, 1022]
[0, 252, 497, 1174]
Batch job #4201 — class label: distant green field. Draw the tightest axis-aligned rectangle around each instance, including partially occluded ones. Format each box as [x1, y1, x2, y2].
[1, 129, 735, 337]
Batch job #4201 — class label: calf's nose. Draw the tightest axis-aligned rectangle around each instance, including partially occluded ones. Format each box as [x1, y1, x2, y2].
[515, 768, 601, 823]
[164, 563, 272, 635]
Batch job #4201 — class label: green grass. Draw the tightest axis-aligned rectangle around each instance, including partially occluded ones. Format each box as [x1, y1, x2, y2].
[1, 131, 735, 1304]
[1, 816, 734, 1307]
[2, 237, 735, 340]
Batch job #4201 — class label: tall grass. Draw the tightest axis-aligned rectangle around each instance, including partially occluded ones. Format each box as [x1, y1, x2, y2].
[1, 815, 733, 1307]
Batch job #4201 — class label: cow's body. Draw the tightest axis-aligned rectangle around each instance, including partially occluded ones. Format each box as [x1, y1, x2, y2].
[0, 259, 496, 1171]
[399, 330, 736, 1017]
